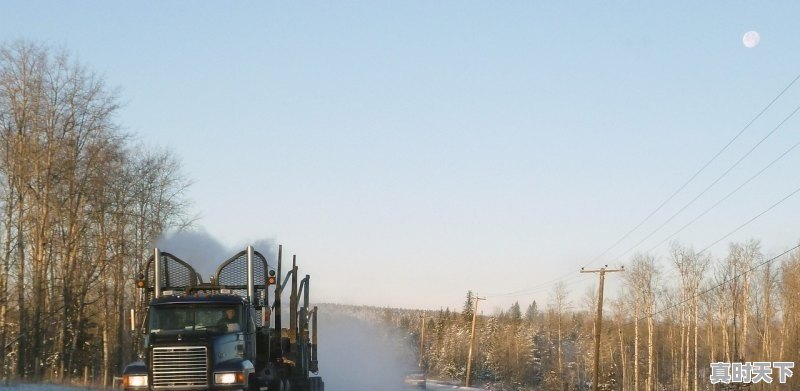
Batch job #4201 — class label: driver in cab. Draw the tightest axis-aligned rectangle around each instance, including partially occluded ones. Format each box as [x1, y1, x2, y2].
[218, 307, 241, 332]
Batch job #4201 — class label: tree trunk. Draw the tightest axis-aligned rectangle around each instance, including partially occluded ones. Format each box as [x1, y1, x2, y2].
[708, 309, 714, 363]
[670, 322, 676, 389]
[103, 301, 109, 388]
[115, 251, 126, 377]
[684, 317, 690, 391]
[720, 304, 730, 363]
[557, 315, 563, 390]
[679, 291, 686, 391]
[15, 193, 25, 379]
[693, 298, 698, 391]
[762, 265, 771, 361]
[619, 323, 626, 391]
[742, 270, 750, 360]
[634, 306, 639, 391]
[647, 312, 653, 391]
[0, 186, 13, 380]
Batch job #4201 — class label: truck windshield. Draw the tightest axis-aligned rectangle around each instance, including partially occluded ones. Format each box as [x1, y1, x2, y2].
[149, 304, 242, 333]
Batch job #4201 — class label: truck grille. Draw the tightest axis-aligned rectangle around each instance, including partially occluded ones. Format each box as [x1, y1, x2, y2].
[152, 346, 208, 389]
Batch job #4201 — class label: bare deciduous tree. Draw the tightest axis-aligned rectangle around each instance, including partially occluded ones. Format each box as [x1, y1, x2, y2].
[0, 40, 192, 385]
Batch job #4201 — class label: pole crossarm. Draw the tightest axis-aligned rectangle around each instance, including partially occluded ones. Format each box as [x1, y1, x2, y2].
[580, 268, 625, 274]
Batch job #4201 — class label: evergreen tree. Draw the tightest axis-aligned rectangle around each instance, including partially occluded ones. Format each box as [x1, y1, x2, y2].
[481, 316, 500, 383]
[525, 300, 539, 324]
[462, 290, 474, 323]
[509, 302, 522, 324]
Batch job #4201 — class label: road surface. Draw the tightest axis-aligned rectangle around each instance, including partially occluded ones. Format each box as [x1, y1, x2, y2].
[423, 381, 488, 390]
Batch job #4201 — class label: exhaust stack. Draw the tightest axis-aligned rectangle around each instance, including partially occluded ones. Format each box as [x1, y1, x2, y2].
[247, 245, 255, 304]
[153, 248, 161, 298]
[275, 245, 282, 332]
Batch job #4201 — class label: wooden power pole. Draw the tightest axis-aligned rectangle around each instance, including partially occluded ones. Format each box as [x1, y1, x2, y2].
[419, 315, 426, 369]
[465, 295, 485, 387]
[581, 266, 624, 391]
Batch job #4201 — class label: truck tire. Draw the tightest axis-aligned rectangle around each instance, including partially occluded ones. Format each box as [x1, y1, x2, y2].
[268, 380, 284, 391]
[248, 374, 260, 391]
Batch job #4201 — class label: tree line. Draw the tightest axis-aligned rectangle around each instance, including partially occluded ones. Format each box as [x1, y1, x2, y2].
[382, 241, 800, 390]
[0, 41, 192, 386]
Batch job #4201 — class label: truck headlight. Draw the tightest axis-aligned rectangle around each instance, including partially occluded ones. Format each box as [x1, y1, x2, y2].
[124, 374, 148, 387]
[214, 371, 245, 384]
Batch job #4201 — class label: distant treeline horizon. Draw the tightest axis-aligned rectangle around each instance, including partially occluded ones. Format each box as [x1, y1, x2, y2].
[354, 241, 800, 390]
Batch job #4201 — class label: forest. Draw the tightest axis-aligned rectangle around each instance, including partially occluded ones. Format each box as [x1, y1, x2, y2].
[0, 41, 192, 386]
[382, 241, 800, 390]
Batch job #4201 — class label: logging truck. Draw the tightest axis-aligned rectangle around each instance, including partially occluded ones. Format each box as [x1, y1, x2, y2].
[122, 245, 323, 391]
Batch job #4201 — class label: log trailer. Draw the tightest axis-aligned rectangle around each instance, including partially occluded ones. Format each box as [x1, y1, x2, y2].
[122, 245, 323, 391]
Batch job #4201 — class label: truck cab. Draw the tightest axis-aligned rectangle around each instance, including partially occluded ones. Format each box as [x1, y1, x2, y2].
[125, 295, 257, 390]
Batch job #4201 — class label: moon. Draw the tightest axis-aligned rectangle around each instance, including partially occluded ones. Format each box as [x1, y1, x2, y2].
[743, 31, 760, 48]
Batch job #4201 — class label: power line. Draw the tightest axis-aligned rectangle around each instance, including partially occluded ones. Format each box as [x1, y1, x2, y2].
[642, 243, 800, 322]
[697, 184, 800, 255]
[490, 173, 800, 300]
[488, 274, 592, 299]
[645, 137, 800, 254]
[494, 182, 800, 309]
[638, 183, 800, 322]
[586, 72, 800, 268]
[488, 269, 586, 297]
[612, 103, 800, 262]
[485, 72, 800, 301]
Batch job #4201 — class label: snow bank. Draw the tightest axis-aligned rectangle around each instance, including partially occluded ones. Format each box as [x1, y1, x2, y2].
[427, 380, 490, 390]
[0, 385, 99, 390]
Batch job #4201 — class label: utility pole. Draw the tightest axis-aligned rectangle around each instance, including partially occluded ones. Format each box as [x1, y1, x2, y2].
[465, 294, 485, 388]
[581, 266, 624, 391]
[419, 314, 426, 369]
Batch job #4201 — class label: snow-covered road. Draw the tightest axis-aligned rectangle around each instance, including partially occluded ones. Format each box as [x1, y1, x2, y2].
[425, 381, 488, 390]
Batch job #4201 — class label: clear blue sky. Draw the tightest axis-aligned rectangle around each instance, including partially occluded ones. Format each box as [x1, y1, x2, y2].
[4, 1, 800, 311]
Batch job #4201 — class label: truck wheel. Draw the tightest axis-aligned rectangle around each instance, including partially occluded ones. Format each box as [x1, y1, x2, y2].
[248, 374, 260, 391]
[269, 380, 284, 391]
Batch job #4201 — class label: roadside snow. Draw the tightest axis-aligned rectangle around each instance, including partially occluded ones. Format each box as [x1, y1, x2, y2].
[0, 385, 99, 390]
[427, 380, 489, 390]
